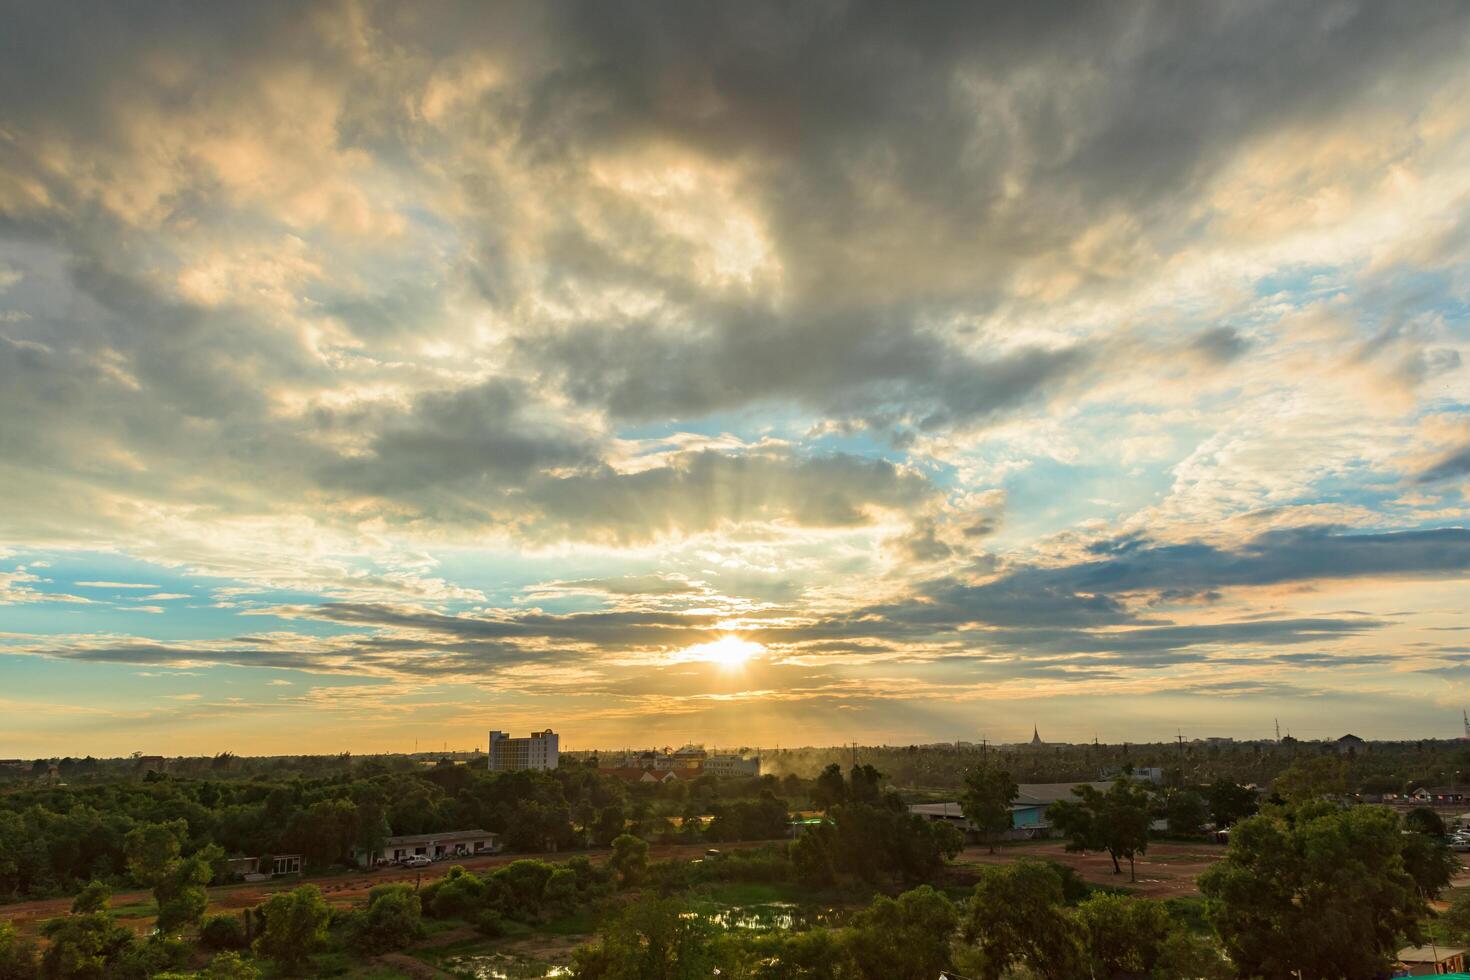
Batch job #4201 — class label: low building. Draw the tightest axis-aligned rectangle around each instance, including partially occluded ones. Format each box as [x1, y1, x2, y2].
[354, 829, 501, 867]
[704, 754, 761, 778]
[1336, 733, 1367, 757]
[601, 766, 699, 785]
[487, 729, 559, 771]
[909, 782, 1116, 840]
[1396, 944, 1467, 975]
[268, 854, 302, 876]
[225, 856, 260, 879]
[1411, 786, 1469, 805]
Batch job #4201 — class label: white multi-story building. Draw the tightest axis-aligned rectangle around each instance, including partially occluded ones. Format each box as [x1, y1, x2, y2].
[488, 729, 559, 771]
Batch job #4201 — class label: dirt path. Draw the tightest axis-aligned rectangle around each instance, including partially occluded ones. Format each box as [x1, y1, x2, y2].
[0, 840, 757, 939]
[953, 840, 1228, 898]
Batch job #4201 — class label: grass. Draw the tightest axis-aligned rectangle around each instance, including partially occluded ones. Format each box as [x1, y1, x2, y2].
[110, 900, 158, 917]
[697, 881, 805, 905]
[542, 907, 598, 935]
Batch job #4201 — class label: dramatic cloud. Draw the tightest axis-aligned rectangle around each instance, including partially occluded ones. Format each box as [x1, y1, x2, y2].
[3, 1, 1470, 751]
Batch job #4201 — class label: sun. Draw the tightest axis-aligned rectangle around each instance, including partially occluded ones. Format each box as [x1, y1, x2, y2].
[681, 634, 764, 669]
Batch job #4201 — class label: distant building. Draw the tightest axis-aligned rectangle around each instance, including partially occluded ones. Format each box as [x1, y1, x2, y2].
[601, 766, 698, 785]
[487, 729, 559, 771]
[1335, 733, 1367, 757]
[268, 854, 302, 876]
[134, 755, 166, 775]
[1029, 726, 1045, 748]
[1397, 945, 1466, 975]
[1410, 785, 1468, 805]
[704, 754, 760, 778]
[909, 782, 1114, 839]
[354, 830, 501, 867]
[671, 745, 708, 769]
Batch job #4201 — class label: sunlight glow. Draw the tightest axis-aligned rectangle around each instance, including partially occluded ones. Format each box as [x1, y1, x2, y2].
[678, 635, 765, 669]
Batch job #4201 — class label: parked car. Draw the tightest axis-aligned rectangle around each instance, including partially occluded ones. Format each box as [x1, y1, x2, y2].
[402, 854, 432, 867]
[1451, 838, 1470, 853]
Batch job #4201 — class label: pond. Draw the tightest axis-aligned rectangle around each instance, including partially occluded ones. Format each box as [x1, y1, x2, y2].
[686, 901, 839, 932]
[442, 952, 572, 979]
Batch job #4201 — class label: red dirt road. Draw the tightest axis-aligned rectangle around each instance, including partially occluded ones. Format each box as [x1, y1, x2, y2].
[953, 840, 1228, 898]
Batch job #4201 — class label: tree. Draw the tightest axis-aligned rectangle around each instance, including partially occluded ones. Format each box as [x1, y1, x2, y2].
[608, 833, 648, 888]
[123, 820, 186, 888]
[570, 895, 713, 980]
[70, 881, 111, 915]
[1048, 779, 1152, 881]
[957, 861, 1084, 980]
[1272, 757, 1348, 805]
[847, 764, 884, 804]
[1206, 778, 1258, 829]
[1152, 929, 1232, 980]
[0, 922, 39, 980]
[1074, 892, 1172, 977]
[1441, 889, 1470, 944]
[202, 951, 261, 980]
[355, 884, 425, 953]
[593, 805, 626, 847]
[40, 906, 135, 980]
[252, 885, 330, 975]
[1162, 788, 1208, 837]
[1200, 802, 1426, 979]
[843, 885, 957, 980]
[1405, 806, 1446, 837]
[155, 845, 222, 933]
[288, 798, 358, 867]
[1400, 832, 1457, 900]
[811, 764, 846, 811]
[199, 914, 248, 951]
[960, 765, 1018, 853]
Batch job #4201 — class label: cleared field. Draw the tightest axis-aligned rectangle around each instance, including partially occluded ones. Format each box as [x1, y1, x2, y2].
[952, 840, 1228, 898]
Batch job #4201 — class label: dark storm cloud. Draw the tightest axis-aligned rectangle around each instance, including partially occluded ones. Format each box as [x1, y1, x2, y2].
[522, 310, 1088, 430]
[487, 0, 1470, 425]
[317, 379, 597, 495]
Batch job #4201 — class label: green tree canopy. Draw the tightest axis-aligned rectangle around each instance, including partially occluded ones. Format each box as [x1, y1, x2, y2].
[252, 885, 330, 975]
[960, 765, 1018, 853]
[1200, 802, 1426, 979]
[843, 884, 957, 980]
[1206, 778, 1258, 828]
[957, 861, 1084, 980]
[570, 895, 713, 980]
[1048, 779, 1152, 880]
[608, 833, 648, 888]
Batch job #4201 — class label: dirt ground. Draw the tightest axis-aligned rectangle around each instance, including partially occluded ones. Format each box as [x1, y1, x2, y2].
[952, 840, 1228, 898]
[0, 840, 752, 940]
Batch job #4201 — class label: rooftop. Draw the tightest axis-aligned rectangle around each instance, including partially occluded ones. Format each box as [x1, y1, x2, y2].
[382, 829, 498, 846]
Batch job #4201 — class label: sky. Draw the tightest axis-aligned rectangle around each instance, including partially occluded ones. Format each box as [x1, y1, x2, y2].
[3, 2, 1470, 757]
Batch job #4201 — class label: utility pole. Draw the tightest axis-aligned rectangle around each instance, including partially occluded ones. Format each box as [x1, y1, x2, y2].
[1275, 718, 1281, 744]
[1176, 730, 1186, 760]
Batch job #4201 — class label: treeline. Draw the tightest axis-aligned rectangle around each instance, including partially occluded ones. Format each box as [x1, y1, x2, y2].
[767, 738, 1470, 794]
[0, 759, 813, 902]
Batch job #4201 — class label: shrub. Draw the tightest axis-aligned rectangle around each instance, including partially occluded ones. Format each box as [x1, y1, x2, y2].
[475, 909, 505, 937]
[354, 884, 425, 954]
[200, 914, 247, 951]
